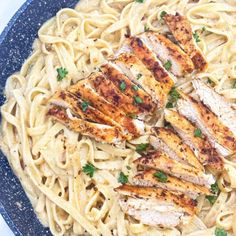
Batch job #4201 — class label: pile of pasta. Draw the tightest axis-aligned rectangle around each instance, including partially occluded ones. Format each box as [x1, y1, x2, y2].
[1, 0, 236, 235]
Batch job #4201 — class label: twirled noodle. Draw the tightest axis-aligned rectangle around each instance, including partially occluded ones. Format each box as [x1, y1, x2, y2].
[1, 0, 236, 235]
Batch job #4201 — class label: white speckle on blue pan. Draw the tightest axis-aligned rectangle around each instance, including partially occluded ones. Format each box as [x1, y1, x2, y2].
[0, 0, 78, 235]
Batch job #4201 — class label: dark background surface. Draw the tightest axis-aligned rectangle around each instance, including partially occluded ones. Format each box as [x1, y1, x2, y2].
[0, 0, 78, 235]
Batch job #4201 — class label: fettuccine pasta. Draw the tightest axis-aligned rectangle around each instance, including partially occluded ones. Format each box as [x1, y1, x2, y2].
[1, 0, 236, 235]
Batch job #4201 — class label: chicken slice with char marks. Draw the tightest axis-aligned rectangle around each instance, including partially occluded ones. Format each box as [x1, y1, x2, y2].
[48, 106, 125, 144]
[139, 32, 194, 76]
[50, 90, 122, 129]
[151, 127, 203, 171]
[164, 13, 207, 71]
[133, 169, 210, 199]
[113, 53, 167, 109]
[100, 63, 155, 115]
[193, 78, 236, 137]
[68, 73, 144, 138]
[177, 92, 236, 156]
[164, 109, 223, 171]
[115, 184, 197, 227]
[134, 151, 214, 187]
[129, 36, 174, 96]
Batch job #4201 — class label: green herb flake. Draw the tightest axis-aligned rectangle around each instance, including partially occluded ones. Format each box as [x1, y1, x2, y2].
[136, 73, 142, 80]
[160, 11, 167, 19]
[207, 78, 215, 86]
[126, 113, 138, 119]
[163, 60, 172, 71]
[144, 24, 150, 32]
[135, 0, 144, 3]
[118, 172, 129, 184]
[211, 182, 219, 195]
[202, 26, 206, 33]
[153, 171, 168, 183]
[206, 195, 217, 205]
[193, 31, 201, 43]
[136, 143, 149, 153]
[81, 101, 90, 112]
[194, 128, 202, 138]
[57, 67, 68, 81]
[120, 81, 126, 92]
[169, 87, 180, 102]
[134, 96, 143, 104]
[232, 80, 236, 89]
[126, 166, 131, 170]
[82, 163, 96, 177]
[166, 102, 174, 108]
[132, 85, 139, 91]
[215, 227, 227, 236]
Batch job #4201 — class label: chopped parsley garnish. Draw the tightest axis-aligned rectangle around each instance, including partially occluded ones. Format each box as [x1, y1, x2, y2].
[81, 101, 90, 112]
[57, 67, 68, 81]
[202, 26, 206, 33]
[232, 80, 236, 89]
[206, 195, 217, 205]
[211, 182, 219, 195]
[166, 102, 174, 108]
[132, 85, 139, 91]
[126, 113, 138, 119]
[163, 60, 172, 71]
[126, 166, 131, 170]
[207, 78, 215, 86]
[120, 81, 126, 92]
[166, 87, 180, 108]
[215, 227, 227, 236]
[135, 0, 144, 3]
[160, 11, 167, 19]
[134, 96, 143, 104]
[136, 73, 142, 80]
[136, 143, 149, 153]
[194, 128, 202, 138]
[118, 172, 128, 184]
[153, 171, 168, 183]
[144, 24, 150, 32]
[82, 163, 96, 177]
[193, 31, 201, 43]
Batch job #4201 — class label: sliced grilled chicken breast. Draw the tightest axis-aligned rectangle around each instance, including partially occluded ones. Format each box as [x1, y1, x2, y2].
[115, 185, 197, 227]
[139, 32, 194, 76]
[134, 151, 214, 187]
[151, 127, 203, 171]
[68, 75, 143, 138]
[89, 71, 143, 117]
[133, 169, 210, 199]
[164, 13, 207, 71]
[177, 93, 236, 156]
[164, 109, 223, 171]
[113, 53, 166, 109]
[48, 106, 125, 144]
[100, 63, 155, 115]
[193, 78, 236, 136]
[50, 90, 121, 128]
[129, 36, 174, 96]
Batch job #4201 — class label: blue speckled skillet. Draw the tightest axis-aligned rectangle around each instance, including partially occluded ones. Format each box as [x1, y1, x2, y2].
[0, 0, 78, 235]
